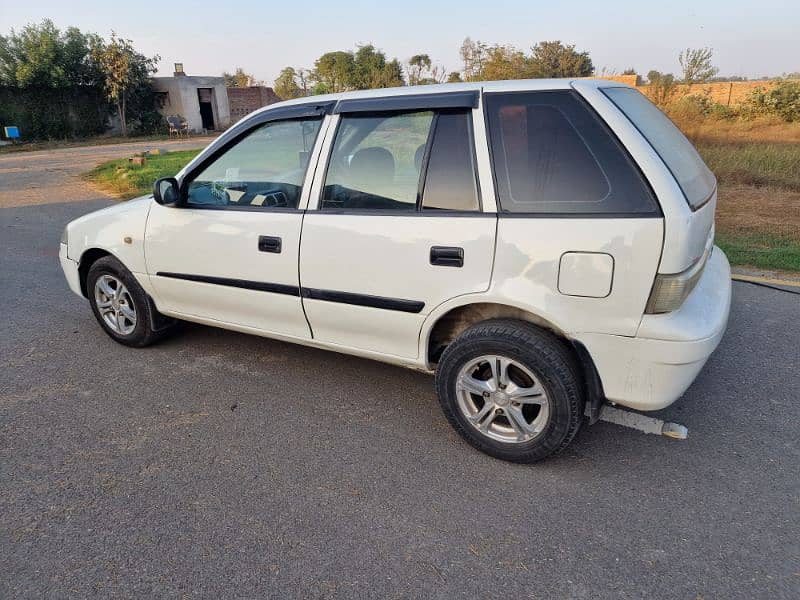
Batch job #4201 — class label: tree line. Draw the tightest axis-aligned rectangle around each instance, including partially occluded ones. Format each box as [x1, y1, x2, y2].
[272, 39, 595, 100]
[0, 20, 160, 137]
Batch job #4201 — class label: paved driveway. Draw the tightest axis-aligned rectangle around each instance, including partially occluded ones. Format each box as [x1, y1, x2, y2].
[0, 145, 798, 599]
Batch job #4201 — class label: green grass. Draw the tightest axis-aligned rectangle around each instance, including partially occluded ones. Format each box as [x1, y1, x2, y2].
[716, 232, 800, 272]
[84, 149, 201, 198]
[696, 142, 800, 191]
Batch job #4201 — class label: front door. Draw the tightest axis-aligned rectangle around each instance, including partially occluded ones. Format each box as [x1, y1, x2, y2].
[299, 107, 496, 358]
[145, 115, 326, 338]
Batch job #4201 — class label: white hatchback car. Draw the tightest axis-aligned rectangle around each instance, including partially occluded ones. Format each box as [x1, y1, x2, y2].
[60, 79, 731, 462]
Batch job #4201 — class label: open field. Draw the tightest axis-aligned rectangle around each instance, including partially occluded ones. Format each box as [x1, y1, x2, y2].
[688, 119, 800, 272]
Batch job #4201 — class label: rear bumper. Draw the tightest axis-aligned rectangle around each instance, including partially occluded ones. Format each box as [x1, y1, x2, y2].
[576, 246, 731, 411]
[60, 243, 83, 297]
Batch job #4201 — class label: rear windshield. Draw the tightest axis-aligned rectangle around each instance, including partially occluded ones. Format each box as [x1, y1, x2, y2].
[602, 87, 716, 210]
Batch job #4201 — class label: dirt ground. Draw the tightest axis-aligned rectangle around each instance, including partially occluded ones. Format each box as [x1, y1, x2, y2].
[0, 137, 214, 208]
[716, 183, 800, 241]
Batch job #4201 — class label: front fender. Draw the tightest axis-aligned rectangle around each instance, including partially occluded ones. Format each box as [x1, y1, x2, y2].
[65, 195, 154, 274]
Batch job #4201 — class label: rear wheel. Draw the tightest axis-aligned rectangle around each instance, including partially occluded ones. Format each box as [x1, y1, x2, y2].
[87, 256, 170, 347]
[435, 319, 584, 463]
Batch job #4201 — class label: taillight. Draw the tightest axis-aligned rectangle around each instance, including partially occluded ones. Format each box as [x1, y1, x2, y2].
[645, 247, 711, 314]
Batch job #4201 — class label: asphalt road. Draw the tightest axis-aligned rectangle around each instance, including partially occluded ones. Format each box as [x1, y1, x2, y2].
[1, 146, 799, 598]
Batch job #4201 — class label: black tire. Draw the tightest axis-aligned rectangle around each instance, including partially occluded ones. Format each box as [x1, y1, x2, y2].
[435, 319, 585, 463]
[86, 255, 169, 347]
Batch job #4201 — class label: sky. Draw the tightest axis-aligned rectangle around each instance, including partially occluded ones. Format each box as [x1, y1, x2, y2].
[1, 0, 798, 84]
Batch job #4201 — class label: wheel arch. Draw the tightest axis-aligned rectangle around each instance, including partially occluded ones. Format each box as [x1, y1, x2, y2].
[422, 300, 607, 422]
[77, 248, 113, 297]
[422, 301, 568, 366]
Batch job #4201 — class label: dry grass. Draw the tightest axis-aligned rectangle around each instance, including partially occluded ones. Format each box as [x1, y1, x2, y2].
[679, 116, 800, 272]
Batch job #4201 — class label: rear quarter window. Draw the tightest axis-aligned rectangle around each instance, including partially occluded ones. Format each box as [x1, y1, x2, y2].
[484, 90, 659, 216]
[602, 87, 716, 210]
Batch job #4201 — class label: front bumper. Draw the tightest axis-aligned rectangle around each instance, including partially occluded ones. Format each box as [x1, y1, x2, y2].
[576, 246, 732, 411]
[59, 243, 83, 297]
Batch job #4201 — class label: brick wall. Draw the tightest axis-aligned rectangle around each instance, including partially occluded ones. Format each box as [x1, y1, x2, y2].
[227, 86, 281, 121]
[638, 79, 794, 106]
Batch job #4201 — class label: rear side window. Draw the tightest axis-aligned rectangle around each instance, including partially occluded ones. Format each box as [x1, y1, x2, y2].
[320, 109, 480, 212]
[602, 87, 716, 210]
[422, 111, 480, 211]
[321, 111, 433, 210]
[485, 91, 658, 215]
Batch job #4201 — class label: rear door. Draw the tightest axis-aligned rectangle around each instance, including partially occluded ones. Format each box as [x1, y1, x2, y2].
[299, 95, 496, 358]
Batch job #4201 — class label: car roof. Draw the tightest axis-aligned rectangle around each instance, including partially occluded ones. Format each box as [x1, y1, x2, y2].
[248, 78, 629, 119]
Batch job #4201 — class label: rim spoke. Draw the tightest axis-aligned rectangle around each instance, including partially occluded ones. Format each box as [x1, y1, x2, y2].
[458, 373, 493, 396]
[509, 384, 546, 405]
[506, 406, 534, 439]
[98, 277, 116, 299]
[489, 356, 512, 388]
[468, 402, 493, 425]
[119, 303, 136, 322]
[478, 410, 498, 432]
[96, 298, 113, 310]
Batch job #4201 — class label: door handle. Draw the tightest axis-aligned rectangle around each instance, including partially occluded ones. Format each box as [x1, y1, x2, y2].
[430, 246, 463, 267]
[258, 235, 282, 253]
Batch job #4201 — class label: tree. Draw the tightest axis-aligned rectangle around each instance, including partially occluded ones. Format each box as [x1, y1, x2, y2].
[274, 66, 302, 100]
[223, 67, 258, 87]
[92, 33, 159, 136]
[353, 45, 404, 89]
[312, 51, 356, 93]
[645, 70, 678, 107]
[0, 19, 103, 88]
[447, 71, 463, 83]
[528, 41, 593, 78]
[622, 68, 637, 75]
[678, 47, 718, 86]
[408, 53, 432, 85]
[481, 45, 533, 81]
[460, 37, 487, 81]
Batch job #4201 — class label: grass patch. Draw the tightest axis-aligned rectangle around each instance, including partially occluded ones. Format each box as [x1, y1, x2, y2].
[697, 142, 800, 191]
[84, 149, 201, 198]
[716, 232, 800, 272]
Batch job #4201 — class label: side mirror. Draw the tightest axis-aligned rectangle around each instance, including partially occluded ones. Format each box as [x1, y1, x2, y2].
[153, 177, 180, 206]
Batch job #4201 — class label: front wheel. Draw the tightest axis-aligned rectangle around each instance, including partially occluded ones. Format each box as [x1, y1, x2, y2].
[87, 256, 169, 347]
[435, 319, 585, 463]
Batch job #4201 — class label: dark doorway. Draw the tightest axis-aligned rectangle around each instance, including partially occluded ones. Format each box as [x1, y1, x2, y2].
[197, 88, 215, 130]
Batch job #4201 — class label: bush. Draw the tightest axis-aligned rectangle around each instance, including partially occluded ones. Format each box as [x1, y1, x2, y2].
[747, 81, 800, 122]
[0, 85, 110, 139]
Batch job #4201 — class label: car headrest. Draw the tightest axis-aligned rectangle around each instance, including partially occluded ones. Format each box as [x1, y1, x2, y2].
[350, 147, 394, 184]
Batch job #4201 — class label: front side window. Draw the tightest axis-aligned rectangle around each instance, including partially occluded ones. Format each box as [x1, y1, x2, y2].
[485, 91, 658, 215]
[321, 111, 433, 210]
[186, 117, 323, 209]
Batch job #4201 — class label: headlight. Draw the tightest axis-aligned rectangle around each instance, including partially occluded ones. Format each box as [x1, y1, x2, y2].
[645, 247, 711, 314]
[60, 226, 68, 245]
